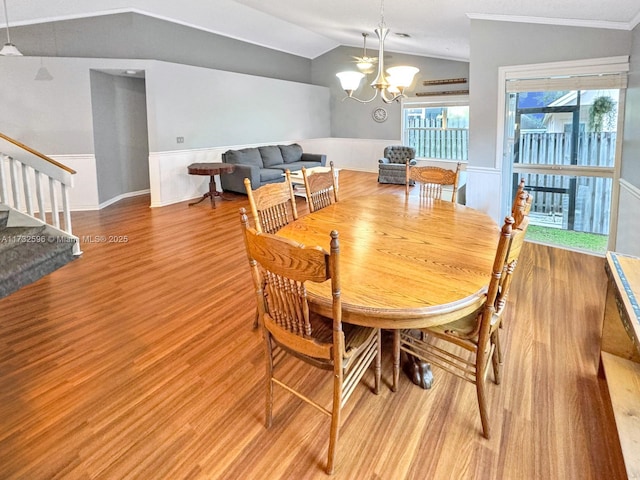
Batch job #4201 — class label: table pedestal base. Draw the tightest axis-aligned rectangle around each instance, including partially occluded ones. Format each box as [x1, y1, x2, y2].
[189, 176, 227, 208]
[404, 356, 433, 389]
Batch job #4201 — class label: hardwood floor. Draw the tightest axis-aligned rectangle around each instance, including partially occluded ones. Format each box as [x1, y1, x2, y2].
[0, 170, 626, 479]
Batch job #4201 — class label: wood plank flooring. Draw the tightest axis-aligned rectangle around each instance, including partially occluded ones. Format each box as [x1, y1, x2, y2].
[0, 170, 627, 479]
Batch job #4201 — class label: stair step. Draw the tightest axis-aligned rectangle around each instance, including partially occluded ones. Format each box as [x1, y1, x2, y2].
[0, 237, 76, 299]
[0, 225, 48, 254]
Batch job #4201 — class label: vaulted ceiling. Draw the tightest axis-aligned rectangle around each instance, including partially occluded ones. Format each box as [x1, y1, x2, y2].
[6, 0, 640, 61]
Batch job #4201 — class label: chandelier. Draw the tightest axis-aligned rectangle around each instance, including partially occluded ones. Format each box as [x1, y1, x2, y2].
[336, 0, 418, 104]
[0, 0, 22, 56]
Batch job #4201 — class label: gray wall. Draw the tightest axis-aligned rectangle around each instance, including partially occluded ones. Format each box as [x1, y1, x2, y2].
[312, 45, 469, 139]
[90, 71, 150, 203]
[621, 23, 640, 188]
[10, 12, 312, 84]
[145, 61, 330, 152]
[469, 20, 632, 171]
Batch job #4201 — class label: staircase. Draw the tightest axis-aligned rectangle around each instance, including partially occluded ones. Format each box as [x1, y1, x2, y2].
[0, 133, 80, 299]
[0, 207, 76, 298]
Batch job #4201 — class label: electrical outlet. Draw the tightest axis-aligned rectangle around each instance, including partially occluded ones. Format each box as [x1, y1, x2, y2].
[176, 136, 184, 144]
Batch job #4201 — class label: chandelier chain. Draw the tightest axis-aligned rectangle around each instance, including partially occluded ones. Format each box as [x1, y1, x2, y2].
[3, 0, 12, 43]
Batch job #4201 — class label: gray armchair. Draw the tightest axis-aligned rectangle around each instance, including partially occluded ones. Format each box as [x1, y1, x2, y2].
[378, 145, 416, 184]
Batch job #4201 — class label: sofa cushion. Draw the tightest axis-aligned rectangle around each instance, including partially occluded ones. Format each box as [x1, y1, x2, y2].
[258, 146, 285, 168]
[260, 168, 285, 183]
[224, 148, 263, 168]
[279, 144, 303, 164]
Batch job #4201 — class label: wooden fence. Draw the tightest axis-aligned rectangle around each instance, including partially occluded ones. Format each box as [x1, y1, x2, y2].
[517, 132, 615, 235]
[405, 117, 468, 160]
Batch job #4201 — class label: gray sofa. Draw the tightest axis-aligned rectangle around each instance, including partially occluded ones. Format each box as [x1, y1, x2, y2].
[220, 143, 326, 194]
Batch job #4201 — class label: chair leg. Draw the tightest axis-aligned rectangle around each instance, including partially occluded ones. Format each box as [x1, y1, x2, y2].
[476, 362, 491, 439]
[493, 328, 503, 364]
[392, 330, 400, 392]
[264, 336, 274, 429]
[253, 308, 259, 329]
[326, 371, 343, 475]
[491, 331, 502, 385]
[374, 330, 381, 394]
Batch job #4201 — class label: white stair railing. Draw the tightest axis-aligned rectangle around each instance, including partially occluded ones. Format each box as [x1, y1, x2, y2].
[0, 132, 79, 254]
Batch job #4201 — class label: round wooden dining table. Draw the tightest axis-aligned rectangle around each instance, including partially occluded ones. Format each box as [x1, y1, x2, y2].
[277, 193, 500, 330]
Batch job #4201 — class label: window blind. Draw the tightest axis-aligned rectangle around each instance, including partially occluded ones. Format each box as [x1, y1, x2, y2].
[506, 73, 627, 93]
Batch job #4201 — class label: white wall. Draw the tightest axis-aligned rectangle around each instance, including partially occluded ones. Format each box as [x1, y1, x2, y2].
[0, 56, 330, 210]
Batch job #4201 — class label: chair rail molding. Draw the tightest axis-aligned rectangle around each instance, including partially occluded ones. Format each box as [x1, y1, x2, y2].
[148, 138, 400, 207]
[465, 165, 502, 224]
[616, 179, 640, 256]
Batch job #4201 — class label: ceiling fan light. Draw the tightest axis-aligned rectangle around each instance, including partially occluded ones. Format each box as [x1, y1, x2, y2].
[356, 60, 374, 74]
[0, 42, 22, 56]
[386, 66, 419, 87]
[336, 71, 365, 92]
[337, 0, 418, 104]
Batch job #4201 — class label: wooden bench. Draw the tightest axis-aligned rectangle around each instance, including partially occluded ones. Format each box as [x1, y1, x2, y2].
[599, 251, 640, 479]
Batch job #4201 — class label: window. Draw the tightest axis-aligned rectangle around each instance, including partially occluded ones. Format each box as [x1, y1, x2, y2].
[402, 98, 469, 160]
[503, 72, 626, 253]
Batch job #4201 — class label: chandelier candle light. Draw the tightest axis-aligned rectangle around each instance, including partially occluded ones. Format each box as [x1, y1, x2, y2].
[0, 0, 21, 56]
[336, 0, 418, 104]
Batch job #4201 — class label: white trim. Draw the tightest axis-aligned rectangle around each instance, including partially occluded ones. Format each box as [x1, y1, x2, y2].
[98, 189, 150, 210]
[501, 56, 629, 82]
[615, 179, 640, 256]
[466, 13, 633, 31]
[620, 179, 640, 200]
[632, 10, 640, 29]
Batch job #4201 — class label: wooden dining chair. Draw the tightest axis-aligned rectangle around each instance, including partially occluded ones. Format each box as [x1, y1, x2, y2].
[394, 214, 530, 439]
[512, 178, 533, 223]
[302, 161, 338, 213]
[244, 171, 298, 234]
[405, 162, 461, 202]
[239, 208, 381, 475]
[244, 172, 299, 328]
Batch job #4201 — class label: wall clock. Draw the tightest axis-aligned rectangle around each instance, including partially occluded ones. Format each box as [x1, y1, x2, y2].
[372, 107, 388, 123]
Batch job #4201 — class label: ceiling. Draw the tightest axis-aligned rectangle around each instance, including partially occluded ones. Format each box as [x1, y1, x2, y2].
[6, 0, 640, 61]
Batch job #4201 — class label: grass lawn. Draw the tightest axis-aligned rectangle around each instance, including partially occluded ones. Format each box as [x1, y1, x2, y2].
[526, 225, 608, 254]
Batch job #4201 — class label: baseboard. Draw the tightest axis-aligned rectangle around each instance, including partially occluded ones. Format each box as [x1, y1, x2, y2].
[99, 189, 150, 209]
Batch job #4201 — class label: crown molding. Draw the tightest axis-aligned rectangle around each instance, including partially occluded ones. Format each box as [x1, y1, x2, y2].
[631, 10, 640, 29]
[466, 13, 633, 31]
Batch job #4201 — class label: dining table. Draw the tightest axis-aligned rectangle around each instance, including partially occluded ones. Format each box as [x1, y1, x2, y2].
[276, 193, 500, 390]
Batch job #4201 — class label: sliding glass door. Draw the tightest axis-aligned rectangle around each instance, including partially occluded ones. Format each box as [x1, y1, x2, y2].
[503, 75, 625, 254]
